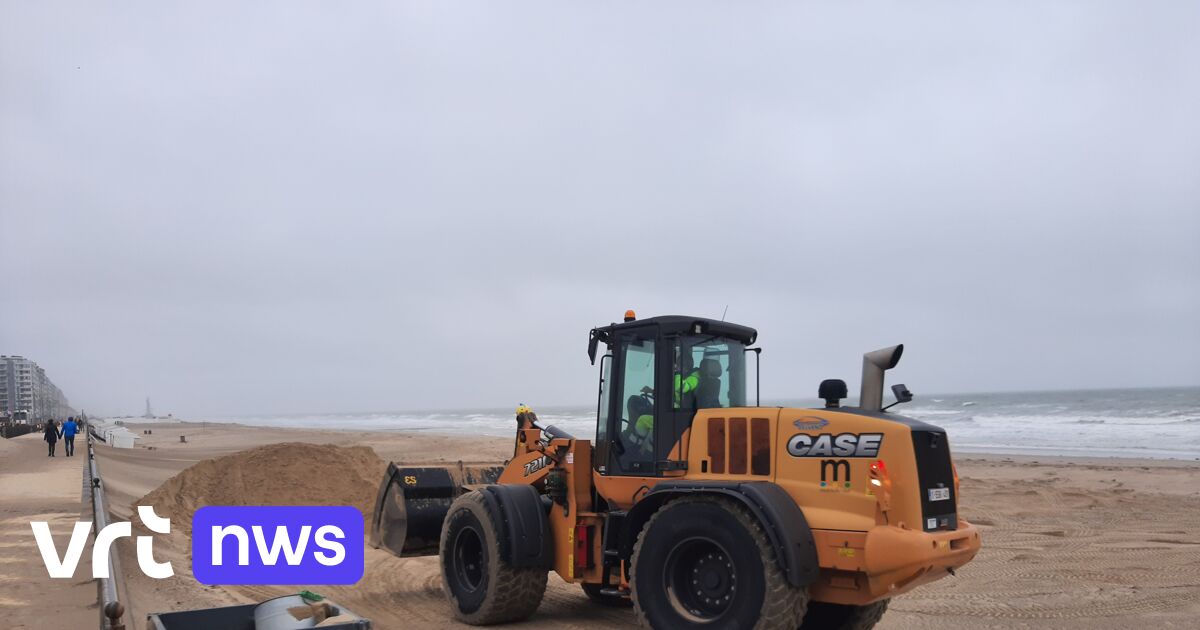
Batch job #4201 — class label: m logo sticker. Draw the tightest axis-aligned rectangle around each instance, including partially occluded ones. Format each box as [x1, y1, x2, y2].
[820, 459, 852, 491]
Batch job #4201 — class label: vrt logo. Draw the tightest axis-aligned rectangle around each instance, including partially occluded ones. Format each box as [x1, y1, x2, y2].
[31, 505, 174, 579]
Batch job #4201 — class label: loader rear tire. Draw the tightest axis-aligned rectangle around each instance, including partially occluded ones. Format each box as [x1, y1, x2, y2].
[799, 599, 889, 630]
[439, 489, 547, 625]
[630, 496, 808, 629]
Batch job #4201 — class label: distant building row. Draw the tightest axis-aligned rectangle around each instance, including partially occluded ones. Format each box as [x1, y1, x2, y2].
[0, 355, 76, 422]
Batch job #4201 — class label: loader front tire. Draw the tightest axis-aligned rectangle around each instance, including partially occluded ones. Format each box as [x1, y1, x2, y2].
[439, 489, 547, 625]
[630, 496, 808, 629]
[799, 599, 889, 630]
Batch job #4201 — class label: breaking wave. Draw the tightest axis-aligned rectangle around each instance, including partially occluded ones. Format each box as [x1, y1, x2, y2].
[170, 387, 1199, 460]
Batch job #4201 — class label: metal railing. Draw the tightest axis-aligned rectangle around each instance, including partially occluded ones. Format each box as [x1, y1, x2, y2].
[85, 429, 128, 630]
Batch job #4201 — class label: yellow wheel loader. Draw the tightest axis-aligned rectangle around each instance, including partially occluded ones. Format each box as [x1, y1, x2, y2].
[370, 313, 980, 629]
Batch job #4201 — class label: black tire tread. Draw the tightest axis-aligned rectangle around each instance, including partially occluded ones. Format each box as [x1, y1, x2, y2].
[629, 495, 808, 629]
[847, 600, 889, 630]
[440, 490, 548, 625]
[800, 599, 890, 630]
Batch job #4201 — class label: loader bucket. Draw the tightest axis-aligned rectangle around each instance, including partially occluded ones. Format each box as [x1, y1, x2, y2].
[369, 462, 504, 557]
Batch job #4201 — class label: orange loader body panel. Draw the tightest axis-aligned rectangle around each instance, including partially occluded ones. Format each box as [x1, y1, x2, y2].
[530, 406, 979, 606]
[682, 407, 981, 604]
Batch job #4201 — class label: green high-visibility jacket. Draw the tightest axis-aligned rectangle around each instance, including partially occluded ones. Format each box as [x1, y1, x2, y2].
[636, 370, 702, 437]
[674, 370, 700, 406]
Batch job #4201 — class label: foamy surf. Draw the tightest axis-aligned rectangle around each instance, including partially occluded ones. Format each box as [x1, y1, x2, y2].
[163, 387, 1200, 460]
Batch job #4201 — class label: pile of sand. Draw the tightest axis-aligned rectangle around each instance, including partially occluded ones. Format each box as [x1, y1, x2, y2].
[137, 442, 387, 534]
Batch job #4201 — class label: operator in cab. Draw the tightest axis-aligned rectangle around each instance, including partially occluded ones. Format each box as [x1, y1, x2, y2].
[630, 350, 701, 448]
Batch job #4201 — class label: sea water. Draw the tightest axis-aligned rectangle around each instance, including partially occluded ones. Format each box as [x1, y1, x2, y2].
[847, 387, 1200, 460]
[178, 387, 1198, 460]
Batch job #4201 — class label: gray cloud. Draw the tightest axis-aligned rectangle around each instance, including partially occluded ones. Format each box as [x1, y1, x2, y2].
[2, 1, 1197, 416]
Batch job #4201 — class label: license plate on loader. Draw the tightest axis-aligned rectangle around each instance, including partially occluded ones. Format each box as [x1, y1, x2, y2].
[928, 488, 950, 501]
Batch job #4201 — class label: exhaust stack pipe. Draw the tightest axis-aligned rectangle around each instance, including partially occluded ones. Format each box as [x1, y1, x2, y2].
[860, 344, 904, 411]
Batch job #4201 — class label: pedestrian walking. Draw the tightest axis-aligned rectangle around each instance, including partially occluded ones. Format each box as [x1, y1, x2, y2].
[62, 416, 78, 457]
[43, 419, 60, 457]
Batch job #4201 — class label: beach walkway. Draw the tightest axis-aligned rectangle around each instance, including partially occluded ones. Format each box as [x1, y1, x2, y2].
[0, 434, 98, 629]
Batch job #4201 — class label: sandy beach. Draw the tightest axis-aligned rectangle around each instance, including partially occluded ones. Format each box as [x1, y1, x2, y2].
[5, 422, 1200, 629]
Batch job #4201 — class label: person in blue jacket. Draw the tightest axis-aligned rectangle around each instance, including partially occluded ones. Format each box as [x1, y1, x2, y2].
[61, 416, 78, 457]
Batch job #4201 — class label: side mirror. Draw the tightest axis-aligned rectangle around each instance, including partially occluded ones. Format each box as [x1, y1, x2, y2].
[882, 383, 913, 411]
[588, 331, 600, 364]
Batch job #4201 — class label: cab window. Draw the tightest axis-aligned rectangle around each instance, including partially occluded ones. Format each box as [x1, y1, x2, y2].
[615, 335, 656, 473]
[594, 352, 612, 445]
[673, 336, 747, 410]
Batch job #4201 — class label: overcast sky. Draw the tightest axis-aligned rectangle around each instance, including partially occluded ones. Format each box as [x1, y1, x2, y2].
[2, 2, 1197, 417]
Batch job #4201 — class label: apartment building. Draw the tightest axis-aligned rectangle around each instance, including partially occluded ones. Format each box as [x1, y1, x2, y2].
[0, 355, 76, 422]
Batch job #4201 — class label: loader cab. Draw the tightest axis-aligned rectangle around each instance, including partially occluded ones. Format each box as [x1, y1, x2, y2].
[588, 314, 758, 476]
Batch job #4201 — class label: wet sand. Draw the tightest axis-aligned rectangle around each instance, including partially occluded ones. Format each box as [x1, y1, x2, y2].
[81, 422, 1200, 629]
